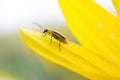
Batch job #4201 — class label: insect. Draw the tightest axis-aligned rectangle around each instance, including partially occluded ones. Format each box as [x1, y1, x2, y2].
[33, 22, 68, 51]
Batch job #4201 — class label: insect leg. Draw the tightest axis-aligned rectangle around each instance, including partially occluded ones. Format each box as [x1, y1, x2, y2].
[50, 35, 52, 45]
[59, 41, 61, 51]
[42, 33, 47, 37]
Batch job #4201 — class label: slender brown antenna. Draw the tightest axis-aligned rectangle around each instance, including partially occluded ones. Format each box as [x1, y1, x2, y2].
[32, 22, 45, 30]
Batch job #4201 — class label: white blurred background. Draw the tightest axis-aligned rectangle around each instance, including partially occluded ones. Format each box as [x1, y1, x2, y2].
[0, 0, 118, 34]
[0, 0, 66, 34]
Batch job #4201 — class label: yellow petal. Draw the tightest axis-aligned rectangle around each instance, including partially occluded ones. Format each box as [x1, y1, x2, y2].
[20, 28, 120, 80]
[58, 0, 120, 79]
[59, 0, 120, 57]
[58, 0, 120, 69]
[112, 0, 120, 17]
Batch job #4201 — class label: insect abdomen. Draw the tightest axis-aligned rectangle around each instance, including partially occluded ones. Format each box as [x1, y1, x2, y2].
[52, 31, 67, 44]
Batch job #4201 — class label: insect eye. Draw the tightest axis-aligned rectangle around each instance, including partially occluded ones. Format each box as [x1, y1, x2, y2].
[43, 29, 48, 33]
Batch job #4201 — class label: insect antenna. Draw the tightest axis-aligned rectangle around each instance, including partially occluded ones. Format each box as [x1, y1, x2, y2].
[32, 22, 45, 30]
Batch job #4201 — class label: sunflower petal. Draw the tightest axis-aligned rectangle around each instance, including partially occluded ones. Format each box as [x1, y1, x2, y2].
[59, 0, 120, 56]
[112, 0, 120, 17]
[20, 28, 120, 80]
[58, 0, 120, 79]
[58, 0, 120, 68]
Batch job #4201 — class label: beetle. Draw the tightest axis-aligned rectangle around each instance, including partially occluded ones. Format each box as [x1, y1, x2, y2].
[33, 22, 68, 50]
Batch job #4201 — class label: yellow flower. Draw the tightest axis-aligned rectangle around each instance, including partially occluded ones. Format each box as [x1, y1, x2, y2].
[20, 0, 120, 80]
